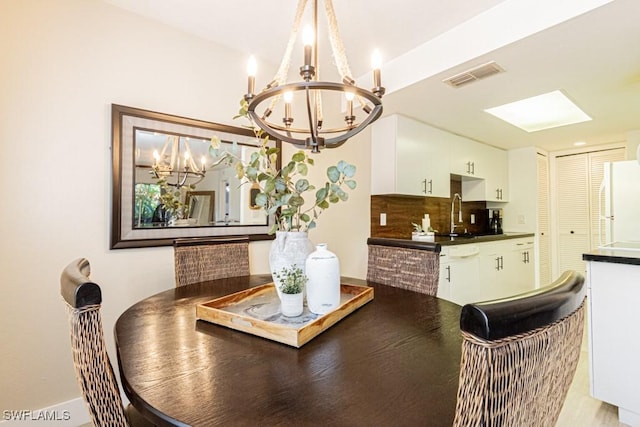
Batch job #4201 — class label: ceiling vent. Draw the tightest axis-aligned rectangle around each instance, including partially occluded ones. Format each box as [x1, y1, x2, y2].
[443, 61, 505, 88]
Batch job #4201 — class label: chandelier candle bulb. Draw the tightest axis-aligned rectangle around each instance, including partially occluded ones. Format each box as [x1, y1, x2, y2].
[372, 49, 382, 88]
[246, 55, 257, 96]
[303, 26, 313, 67]
[201, 156, 206, 171]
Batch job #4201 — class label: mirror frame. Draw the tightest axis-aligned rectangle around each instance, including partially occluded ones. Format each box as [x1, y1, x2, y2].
[111, 104, 280, 249]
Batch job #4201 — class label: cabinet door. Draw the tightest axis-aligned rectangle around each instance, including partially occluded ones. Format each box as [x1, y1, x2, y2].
[371, 114, 450, 197]
[556, 154, 590, 276]
[448, 257, 481, 305]
[462, 144, 509, 202]
[537, 153, 552, 285]
[396, 116, 431, 196]
[505, 240, 535, 296]
[450, 134, 478, 177]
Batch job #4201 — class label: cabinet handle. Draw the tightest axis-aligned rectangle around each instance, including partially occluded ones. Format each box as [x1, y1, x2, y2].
[522, 251, 527, 263]
[526, 251, 530, 263]
[496, 188, 500, 199]
[495, 257, 500, 271]
[499, 256, 504, 270]
[570, 230, 575, 234]
[422, 179, 427, 194]
[466, 161, 471, 174]
[446, 265, 451, 282]
[471, 162, 475, 175]
[499, 189, 503, 200]
[428, 179, 433, 194]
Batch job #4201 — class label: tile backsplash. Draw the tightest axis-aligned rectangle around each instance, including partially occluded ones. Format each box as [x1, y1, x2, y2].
[370, 178, 488, 239]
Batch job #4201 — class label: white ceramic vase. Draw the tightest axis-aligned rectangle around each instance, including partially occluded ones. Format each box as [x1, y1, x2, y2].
[269, 231, 314, 300]
[305, 243, 341, 315]
[280, 292, 304, 317]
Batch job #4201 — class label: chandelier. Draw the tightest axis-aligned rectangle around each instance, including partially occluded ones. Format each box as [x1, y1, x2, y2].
[151, 135, 206, 188]
[244, 0, 385, 153]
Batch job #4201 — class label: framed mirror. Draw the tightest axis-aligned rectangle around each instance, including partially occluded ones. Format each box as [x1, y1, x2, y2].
[111, 104, 280, 249]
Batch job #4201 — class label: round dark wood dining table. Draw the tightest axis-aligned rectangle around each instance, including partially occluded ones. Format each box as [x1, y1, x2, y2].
[114, 275, 462, 426]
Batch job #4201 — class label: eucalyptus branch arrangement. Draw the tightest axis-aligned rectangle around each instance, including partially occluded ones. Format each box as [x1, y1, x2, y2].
[210, 99, 357, 234]
[273, 265, 308, 294]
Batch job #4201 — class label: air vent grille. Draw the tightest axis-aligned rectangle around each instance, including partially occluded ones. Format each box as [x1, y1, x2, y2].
[443, 61, 505, 88]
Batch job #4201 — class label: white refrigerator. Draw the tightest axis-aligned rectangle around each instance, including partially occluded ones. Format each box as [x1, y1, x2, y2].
[599, 160, 640, 248]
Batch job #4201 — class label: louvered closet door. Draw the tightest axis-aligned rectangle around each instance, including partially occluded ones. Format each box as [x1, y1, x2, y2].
[537, 153, 552, 285]
[588, 148, 625, 248]
[556, 154, 590, 276]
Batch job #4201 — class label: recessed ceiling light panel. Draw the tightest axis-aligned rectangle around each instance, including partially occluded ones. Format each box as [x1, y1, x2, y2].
[484, 90, 592, 132]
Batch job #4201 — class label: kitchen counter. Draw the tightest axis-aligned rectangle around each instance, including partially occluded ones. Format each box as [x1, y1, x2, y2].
[367, 233, 534, 251]
[583, 246, 640, 266]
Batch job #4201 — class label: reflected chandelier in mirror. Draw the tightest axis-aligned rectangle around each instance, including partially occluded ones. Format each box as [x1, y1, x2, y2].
[111, 104, 280, 249]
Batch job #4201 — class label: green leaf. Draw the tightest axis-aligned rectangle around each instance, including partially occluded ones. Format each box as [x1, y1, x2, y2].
[255, 193, 268, 207]
[292, 151, 306, 162]
[337, 160, 347, 173]
[289, 195, 305, 207]
[338, 190, 349, 201]
[250, 151, 260, 163]
[329, 194, 340, 203]
[297, 163, 308, 175]
[266, 147, 279, 156]
[295, 179, 309, 192]
[327, 166, 340, 183]
[264, 179, 275, 194]
[343, 163, 356, 178]
[274, 177, 286, 192]
[345, 179, 357, 189]
[299, 213, 310, 222]
[318, 200, 330, 209]
[307, 220, 316, 230]
[268, 223, 278, 235]
[315, 187, 327, 201]
[307, 157, 314, 166]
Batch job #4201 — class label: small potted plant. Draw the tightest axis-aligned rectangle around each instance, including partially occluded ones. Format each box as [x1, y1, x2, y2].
[273, 265, 307, 317]
[411, 222, 435, 242]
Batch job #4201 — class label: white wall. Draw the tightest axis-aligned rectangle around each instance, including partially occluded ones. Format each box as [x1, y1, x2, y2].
[0, 0, 371, 416]
[502, 147, 538, 233]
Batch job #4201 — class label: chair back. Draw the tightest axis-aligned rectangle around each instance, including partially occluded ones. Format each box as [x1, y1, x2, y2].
[173, 236, 250, 287]
[366, 239, 440, 296]
[453, 270, 586, 427]
[60, 258, 129, 427]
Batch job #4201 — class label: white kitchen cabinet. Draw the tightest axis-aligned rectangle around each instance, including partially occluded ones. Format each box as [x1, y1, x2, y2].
[587, 259, 640, 426]
[461, 144, 509, 202]
[449, 132, 509, 201]
[438, 238, 536, 305]
[371, 114, 450, 197]
[478, 238, 536, 301]
[438, 245, 480, 305]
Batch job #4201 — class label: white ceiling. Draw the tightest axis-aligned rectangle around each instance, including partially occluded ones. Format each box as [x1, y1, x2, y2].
[104, 0, 640, 152]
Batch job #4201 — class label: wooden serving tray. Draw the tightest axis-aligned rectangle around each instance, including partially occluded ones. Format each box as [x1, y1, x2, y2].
[196, 283, 374, 348]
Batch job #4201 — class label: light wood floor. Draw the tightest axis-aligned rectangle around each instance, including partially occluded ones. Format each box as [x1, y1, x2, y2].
[557, 323, 627, 426]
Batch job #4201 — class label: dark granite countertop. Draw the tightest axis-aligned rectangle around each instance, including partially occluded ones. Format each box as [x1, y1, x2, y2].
[583, 247, 640, 266]
[367, 233, 535, 252]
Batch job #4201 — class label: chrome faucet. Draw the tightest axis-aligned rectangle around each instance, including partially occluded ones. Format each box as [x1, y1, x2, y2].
[450, 193, 462, 234]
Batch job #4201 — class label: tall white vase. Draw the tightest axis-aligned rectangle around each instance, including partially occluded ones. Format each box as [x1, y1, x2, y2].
[305, 243, 341, 315]
[269, 231, 314, 300]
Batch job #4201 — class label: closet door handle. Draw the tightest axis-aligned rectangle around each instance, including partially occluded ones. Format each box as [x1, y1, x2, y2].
[446, 265, 451, 282]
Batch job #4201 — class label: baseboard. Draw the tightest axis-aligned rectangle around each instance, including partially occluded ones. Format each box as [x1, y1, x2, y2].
[1, 398, 90, 427]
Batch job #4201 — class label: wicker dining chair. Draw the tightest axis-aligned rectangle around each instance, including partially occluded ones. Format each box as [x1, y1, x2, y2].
[173, 236, 250, 287]
[366, 239, 440, 296]
[60, 258, 154, 427]
[453, 270, 586, 427]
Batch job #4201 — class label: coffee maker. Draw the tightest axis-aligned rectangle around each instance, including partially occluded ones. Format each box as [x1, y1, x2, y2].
[488, 209, 503, 234]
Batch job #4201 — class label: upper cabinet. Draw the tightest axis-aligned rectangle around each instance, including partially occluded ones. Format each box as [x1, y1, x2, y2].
[371, 114, 508, 201]
[371, 114, 450, 197]
[459, 143, 509, 202]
